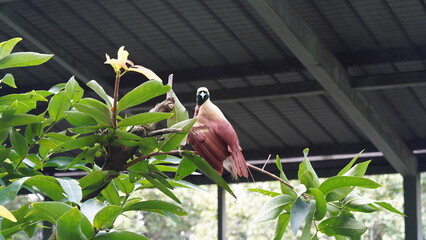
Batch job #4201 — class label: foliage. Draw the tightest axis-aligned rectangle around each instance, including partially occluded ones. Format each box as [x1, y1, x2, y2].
[0, 38, 403, 240]
[0, 38, 234, 240]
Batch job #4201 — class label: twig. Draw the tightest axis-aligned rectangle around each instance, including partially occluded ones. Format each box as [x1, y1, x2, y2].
[112, 71, 121, 129]
[247, 163, 294, 190]
[147, 128, 183, 137]
[124, 150, 185, 169]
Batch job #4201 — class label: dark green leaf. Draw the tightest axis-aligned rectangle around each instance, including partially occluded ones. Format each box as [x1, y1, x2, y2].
[248, 188, 281, 197]
[101, 182, 121, 205]
[94, 205, 122, 230]
[124, 200, 187, 216]
[74, 98, 112, 126]
[256, 194, 294, 222]
[273, 213, 290, 240]
[87, 80, 113, 109]
[118, 112, 173, 127]
[182, 151, 236, 198]
[309, 188, 327, 220]
[54, 135, 99, 152]
[0, 148, 11, 162]
[318, 216, 367, 238]
[10, 128, 28, 158]
[319, 176, 381, 198]
[300, 204, 316, 240]
[93, 231, 149, 240]
[113, 174, 134, 195]
[117, 80, 171, 112]
[0, 37, 22, 59]
[141, 173, 181, 203]
[298, 148, 319, 189]
[79, 170, 119, 200]
[26, 202, 72, 223]
[0, 177, 28, 205]
[0, 52, 53, 69]
[159, 118, 196, 151]
[290, 197, 312, 235]
[0, 114, 45, 129]
[56, 207, 91, 240]
[175, 155, 198, 181]
[0, 73, 16, 88]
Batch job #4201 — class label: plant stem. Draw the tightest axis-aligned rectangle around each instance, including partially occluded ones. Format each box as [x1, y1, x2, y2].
[246, 163, 294, 189]
[124, 150, 184, 169]
[112, 71, 121, 129]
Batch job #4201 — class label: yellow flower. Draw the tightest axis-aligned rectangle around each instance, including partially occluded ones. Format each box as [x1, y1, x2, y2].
[104, 46, 130, 73]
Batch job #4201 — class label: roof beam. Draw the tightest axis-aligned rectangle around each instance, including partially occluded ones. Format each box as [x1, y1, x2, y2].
[0, 4, 113, 94]
[249, 0, 418, 176]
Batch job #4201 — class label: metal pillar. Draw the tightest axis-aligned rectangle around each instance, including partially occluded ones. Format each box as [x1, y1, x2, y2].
[403, 173, 423, 240]
[218, 186, 226, 240]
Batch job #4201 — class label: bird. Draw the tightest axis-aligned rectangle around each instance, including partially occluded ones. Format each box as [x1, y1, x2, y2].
[188, 87, 248, 180]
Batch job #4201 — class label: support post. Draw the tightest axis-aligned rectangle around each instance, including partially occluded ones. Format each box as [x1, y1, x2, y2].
[218, 186, 226, 240]
[403, 173, 423, 240]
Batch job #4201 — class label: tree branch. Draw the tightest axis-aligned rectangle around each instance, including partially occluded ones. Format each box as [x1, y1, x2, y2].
[147, 128, 183, 137]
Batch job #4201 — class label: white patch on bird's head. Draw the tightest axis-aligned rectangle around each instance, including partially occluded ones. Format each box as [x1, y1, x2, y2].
[196, 87, 210, 105]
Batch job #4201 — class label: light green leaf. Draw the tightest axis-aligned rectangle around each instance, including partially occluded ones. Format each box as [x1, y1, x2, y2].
[118, 112, 173, 127]
[319, 176, 381, 197]
[65, 76, 84, 102]
[0, 52, 53, 69]
[167, 90, 188, 127]
[64, 111, 97, 127]
[256, 195, 294, 222]
[0, 73, 16, 88]
[94, 231, 148, 240]
[276, 155, 295, 197]
[175, 155, 198, 181]
[0, 203, 30, 238]
[374, 201, 405, 216]
[54, 135, 99, 152]
[0, 114, 45, 129]
[0, 205, 17, 222]
[10, 128, 28, 158]
[159, 118, 196, 151]
[298, 148, 319, 189]
[117, 80, 170, 112]
[141, 173, 181, 204]
[182, 151, 236, 198]
[48, 92, 71, 122]
[87, 80, 113, 109]
[123, 200, 187, 216]
[0, 37, 22, 59]
[74, 98, 112, 127]
[113, 174, 135, 195]
[101, 182, 121, 206]
[338, 150, 364, 176]
[309, 188, 327, 220]
[290, 197, 312, 235]
[57, 178, 82, 203]
[248, 188, 281, 197]
[25, 175, 66, 201]
[0, 177, 29, 205]
[94, 205, 122, 230]
[318, 216, 367, 238]
[273, 213, 290, 240]
[26, 202, 72, 223]
[56, 207, 89, 240]
[300, 204, 316, 239]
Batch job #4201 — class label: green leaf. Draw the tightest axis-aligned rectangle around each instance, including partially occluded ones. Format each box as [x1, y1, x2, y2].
[273, 213, 290, 240]
[175, 155, 198, 181]
[101, 182, 121, 205]
[300, 204, 316, 240]
[159, 118, 196, 151]
[25, 175, 66, 201]
[337, 150, 364, 176]
[319, 176, 381, 197]
[0, 73, 16, 88]
[141, 173, 181, 204]
[0, 177, 28, 205]
[10, 128, 28, 158]
[298, 148, 319, 189]
[0, 148, 11, 162]
[0, 52, 53, 69]
[374, 201, 405, 216]
[117, 80, 171, 112]
[0, 37, 22, 59]
[248, 188, 281, 197]
[94, 205, 122, 230]
[26, 202, 72, 223]
[94, 231, 149, 240]
[54, 135, 99, 152]
[74, 98, 112, 127]
[276, 155, 295, 197]
[309, 188, 327, 220]
[64, 111, 97, 127]
[1, 203, 29, 238]
[56, 207, 90, 240]
[182, 151, 236, 198]
[290, 197, 312, 235]
[118, 112, 173, 127]
[79, 170, 119, 200]
[0, 114, 45, 129]
[48, 91, 71, 122]
[256, 194, 294, 222]
[87, 80, 113, 109]
[65, 76, 84, 102]
[57, 178, 82, 203]
[124, 200, 187, 216]
[113, 174, 135, 195]
[167, 90, 188, 127]
[318, 216, 368, 238]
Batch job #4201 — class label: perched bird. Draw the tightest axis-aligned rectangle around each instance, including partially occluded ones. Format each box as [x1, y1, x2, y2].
[188, 87, 248, 179]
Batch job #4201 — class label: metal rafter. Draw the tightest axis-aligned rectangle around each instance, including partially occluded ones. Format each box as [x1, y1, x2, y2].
[248, 0, 418, 176]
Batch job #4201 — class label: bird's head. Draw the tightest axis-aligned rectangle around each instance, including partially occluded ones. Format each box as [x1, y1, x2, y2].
[196, 87, 210, 105]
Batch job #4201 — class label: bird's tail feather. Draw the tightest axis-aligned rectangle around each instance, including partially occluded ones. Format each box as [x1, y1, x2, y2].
[226, 150, 248, 180]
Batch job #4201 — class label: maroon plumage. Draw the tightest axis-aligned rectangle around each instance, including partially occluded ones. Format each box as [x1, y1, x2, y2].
[188, 87, 248, 179]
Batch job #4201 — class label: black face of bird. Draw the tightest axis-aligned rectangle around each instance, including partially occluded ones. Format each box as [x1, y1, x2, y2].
[196, 87, 210, 105]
